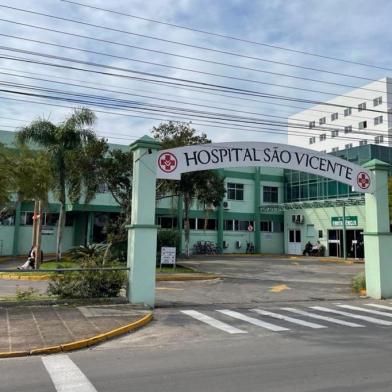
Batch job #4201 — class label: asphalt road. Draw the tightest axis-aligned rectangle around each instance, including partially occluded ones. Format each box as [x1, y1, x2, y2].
[3, 256, 389, 392]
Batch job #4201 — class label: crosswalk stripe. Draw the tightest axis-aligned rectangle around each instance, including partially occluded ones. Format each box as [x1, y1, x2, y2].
[311, 306, 392, 326]
[42, 354, 97, 392]
[217, 310, 289, 332]
[181, 310, 247, 334]
[251, 309, 326, 329]
[367, 304, 392, 311]
[282, 308, 364, 327]
[338, 304, 392, 318]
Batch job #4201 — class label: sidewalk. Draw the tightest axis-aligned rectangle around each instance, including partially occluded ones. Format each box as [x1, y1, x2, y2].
[0, 303, 152, 357]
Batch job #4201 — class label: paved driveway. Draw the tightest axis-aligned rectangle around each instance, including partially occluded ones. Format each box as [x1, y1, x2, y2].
[156, 256, 364, 307]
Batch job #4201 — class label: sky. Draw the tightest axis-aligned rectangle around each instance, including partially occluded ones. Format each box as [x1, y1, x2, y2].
[0, 0, 392, 145]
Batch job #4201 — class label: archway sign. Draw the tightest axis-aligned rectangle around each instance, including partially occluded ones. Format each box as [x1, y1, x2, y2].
[156, 142, 373, 193]
[128, 136, 392, 307]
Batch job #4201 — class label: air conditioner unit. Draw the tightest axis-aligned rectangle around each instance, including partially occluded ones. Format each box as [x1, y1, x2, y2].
[223, 201, 231, 210]
[236, 240, 241, 249]
[223, 240, 229, 248]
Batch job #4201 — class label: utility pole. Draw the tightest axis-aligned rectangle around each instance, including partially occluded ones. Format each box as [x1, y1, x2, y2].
[31, 200, 39, 248]
[35, 200, 43, 269]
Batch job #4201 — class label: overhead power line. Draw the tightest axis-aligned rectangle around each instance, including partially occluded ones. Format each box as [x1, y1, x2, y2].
[1, 70, 385, 135]
[0, 5, 389, 85]
[0, 31, 388, 102]
[60, 0, 392, 74]
[0, 50, 389, 115]
[0, 22, 389, 97]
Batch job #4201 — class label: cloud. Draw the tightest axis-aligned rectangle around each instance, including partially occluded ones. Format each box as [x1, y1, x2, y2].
[0, 0, 390, 145]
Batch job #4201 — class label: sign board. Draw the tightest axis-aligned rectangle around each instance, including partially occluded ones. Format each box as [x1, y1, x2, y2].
[156, 142, 373, 193]
[331, 216, 358, 227]
[160, 247, 176, 265]
[247, 224, 254, 232]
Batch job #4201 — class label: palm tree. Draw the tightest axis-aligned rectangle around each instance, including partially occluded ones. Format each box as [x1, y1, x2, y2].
[17, 108, 98, 261]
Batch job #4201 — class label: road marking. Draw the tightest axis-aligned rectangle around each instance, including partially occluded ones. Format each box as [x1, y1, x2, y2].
[367, 304, 392, 311]
[282, 308, 364, 327]
[181, 310, 247, 334]
[251, 309, 326, 329]
[311, 306, 392, 326]
[269, 284, 291, 293]
[42, 354, 98, 392]
[217, 310, 289, 332]
[338, 304, 392, 318]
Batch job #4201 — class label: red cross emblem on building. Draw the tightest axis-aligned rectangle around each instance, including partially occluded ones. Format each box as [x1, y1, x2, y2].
[158, 152, 178, 173]
[357, 172, 371, 190]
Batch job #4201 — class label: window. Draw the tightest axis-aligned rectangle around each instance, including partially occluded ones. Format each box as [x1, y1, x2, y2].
[0, 212, 15, 226]
[20, 212, 34, 225]
[157, 216, 178, 229]
[319, 117, 326, 125]
[344, 107, 352, 116]
[345, 143, 353, 149]
[309, 136, 316, 144]
[234, 220, 254, 231]
[374, 116, 383, 125]
[358, 102, 367, 111]
[227, 183, 244, 200]
[263, 186, 278, 203]
[45, 213, 59, 226]
[344, 126, 352, 134]
[309, 121, 315, 129]
[359, 139, 368, 146]
[331, 112, 338, 121]
[319, 133, 326, 141]
[260, 221, 272, 232]
[373, 96, 382, 106]
[331, 130, 339, 138]
[359, 121, 367, 129]
[97, 183, 109, 193]
[332, 147, 339, 152]
[272, 222, 283, 232]
[318, 230, 323, 238]
[375, 135, 384, 144]
[197, 219, 217, 230]
[224, 220, 233, 231]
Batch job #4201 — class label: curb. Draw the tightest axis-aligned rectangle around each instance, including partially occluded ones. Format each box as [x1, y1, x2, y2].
[0, 312, 153, 359]
[156, 274, 220, 281]
[0, 273, 220, 282]
[0, 273, 52, 281]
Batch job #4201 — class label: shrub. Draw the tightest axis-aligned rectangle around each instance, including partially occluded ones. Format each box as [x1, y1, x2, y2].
[47, 256, 126, 299]
[67, 243, 109, 260]
[157, 229, 180, 252]
[352, 272, 366, 293]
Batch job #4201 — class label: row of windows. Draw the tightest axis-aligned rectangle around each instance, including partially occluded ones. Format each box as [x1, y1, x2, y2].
[328, 136, 384, 153]
[227, 183, 279, 203]
[156, 217, 282, 232]
[308, 97, 383, 128]
[18, 212, 74, 226]
[308, 117, 384, 145]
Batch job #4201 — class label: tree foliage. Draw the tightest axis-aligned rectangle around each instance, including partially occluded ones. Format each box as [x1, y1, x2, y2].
[17, 108, 103, 261]
[152, 122, 226, 256]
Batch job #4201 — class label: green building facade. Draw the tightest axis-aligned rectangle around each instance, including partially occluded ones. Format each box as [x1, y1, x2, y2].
[1, 130, 390, 257]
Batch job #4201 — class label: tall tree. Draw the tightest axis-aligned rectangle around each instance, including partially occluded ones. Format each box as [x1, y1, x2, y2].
[152, 122, 226, 256]
[17, 108, 101, 261]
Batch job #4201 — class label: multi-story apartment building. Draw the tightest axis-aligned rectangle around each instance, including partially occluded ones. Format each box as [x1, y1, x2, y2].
[288, 77, 392, 153]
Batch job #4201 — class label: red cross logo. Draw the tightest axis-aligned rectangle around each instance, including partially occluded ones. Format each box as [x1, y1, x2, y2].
[357, 172, 371, 189]
[158, 152, 178, 173]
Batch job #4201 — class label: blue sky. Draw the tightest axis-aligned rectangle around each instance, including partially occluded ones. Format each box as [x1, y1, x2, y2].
[0, 0, 391, 144]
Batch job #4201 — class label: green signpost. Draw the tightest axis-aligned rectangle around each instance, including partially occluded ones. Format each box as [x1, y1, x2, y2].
[331, 216, 358, 227]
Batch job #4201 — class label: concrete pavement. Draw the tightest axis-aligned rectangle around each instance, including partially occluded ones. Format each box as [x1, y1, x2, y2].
[0, 304, 151, 356]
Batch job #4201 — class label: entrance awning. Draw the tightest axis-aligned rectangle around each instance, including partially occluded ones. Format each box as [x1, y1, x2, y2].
[260, 197, 365, 212]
